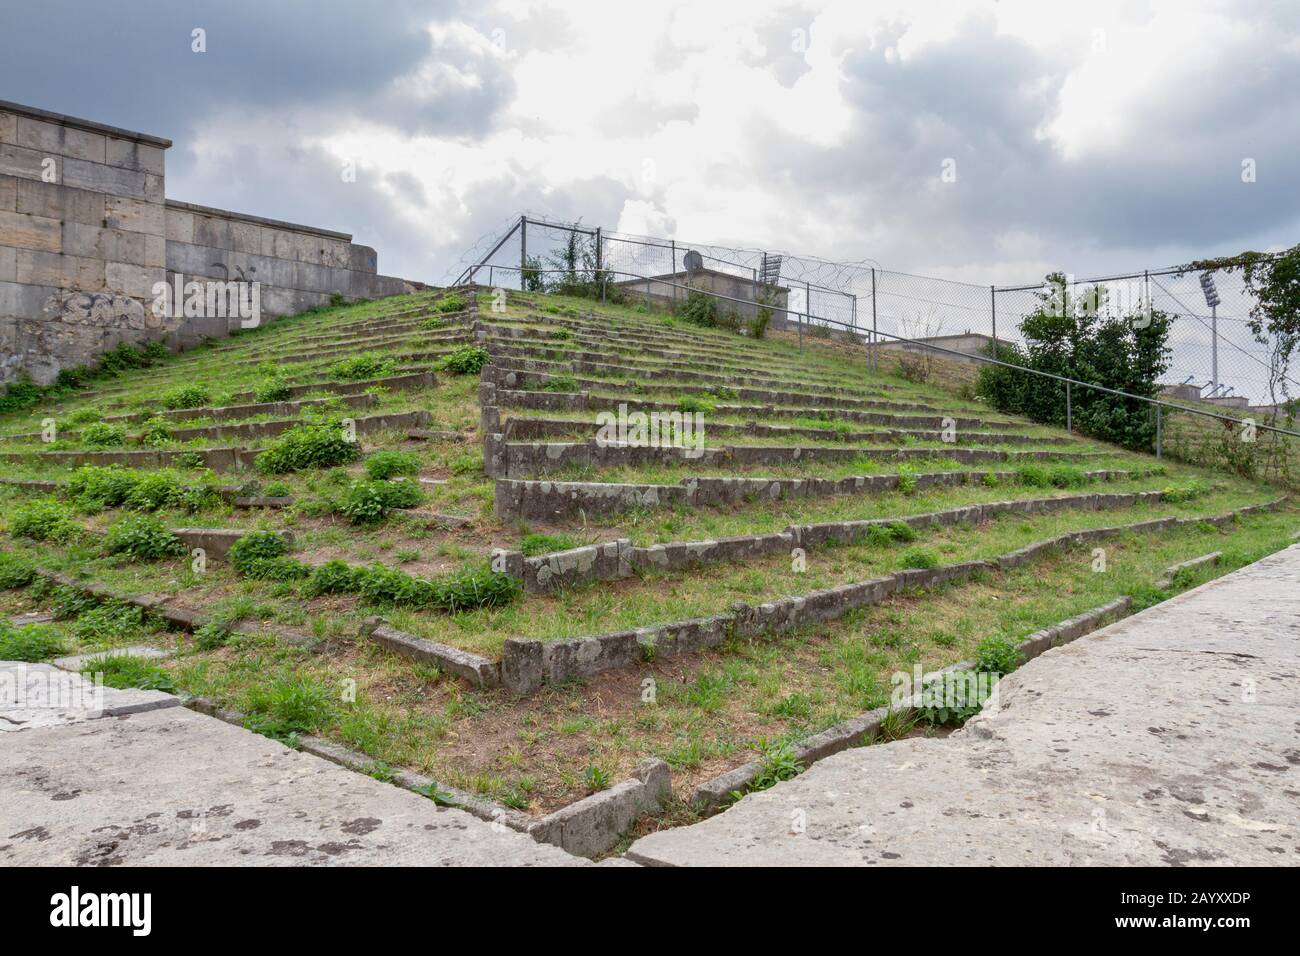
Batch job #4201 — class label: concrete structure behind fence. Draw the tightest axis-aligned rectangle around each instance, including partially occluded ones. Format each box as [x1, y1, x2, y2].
[1, 100, 416, 386]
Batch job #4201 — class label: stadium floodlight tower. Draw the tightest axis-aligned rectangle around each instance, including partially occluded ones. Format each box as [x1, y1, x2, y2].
[1199, 271, 1221, 392]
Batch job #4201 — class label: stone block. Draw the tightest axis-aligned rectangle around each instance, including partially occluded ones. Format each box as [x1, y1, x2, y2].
[501, 639, 543, 695]
[193, 214, 232, 249]
[16, 248, 105, 290]
[0, 209, 61, 252]
[0, 110, 14, 145]
[104, 194, 166, 236]
[0, 143, 51, 181]
[63, 220, 149, 264]
[366, 621, 500, 688]
[105, 261, 164, 298]
[62, 156, 149, 199]
[0, 174, 13, 211]
[230, 220, 261, 255]
[165, 207, 194, 243]
[14, 179, 101, 225]
[0, 246, 14, 283]
[15, 115, 106, 163]
[105, 138, 165, 175]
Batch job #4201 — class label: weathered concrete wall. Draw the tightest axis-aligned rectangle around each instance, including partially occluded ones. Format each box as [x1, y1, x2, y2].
[0, 100, 416, 386]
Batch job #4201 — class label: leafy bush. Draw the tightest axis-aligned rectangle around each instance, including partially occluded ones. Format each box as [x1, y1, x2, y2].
[974, 635, 1021, 677]
[0, 551, 37, 589]
[137, 416, 172, 446]
[304, 560, 363, 596]
[84, 654, 176, 692]
[194, 619, 234, 651]
[254, 379, 292, 404]
[544, 373, 579, 392]
[123, 470, 187, 512]
[519, 532, 577, 556]
[435, 293, 468, 313]
[255, 421, 361, 474]
[262, 481, 292, 497]
[308, 560, 521, 612]
[340, 479, 423, 525]
[228, 531, 304, 581]
[419, 317, 446, 331]
[329, 353, 397, 381]
[70, 602, 145, 644]
[437, 346, 489, 375]
[104, 514, 184, 561]
[900, 547, 940, 570]
[9, 498, 79, 542]
[161, 384, 211, 410]
[976, 274, 1172, 452]
[80, 422, 127, 447]
[1160, 479, 1211, 503]
[677, 395, 715, 414]
[0, 620, 66, 661]
[364, 450, 420, 480]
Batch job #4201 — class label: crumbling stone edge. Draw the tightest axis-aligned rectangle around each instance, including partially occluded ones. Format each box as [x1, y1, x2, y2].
[497, 498, 1284, 696]
[670, 593, 1137, 828]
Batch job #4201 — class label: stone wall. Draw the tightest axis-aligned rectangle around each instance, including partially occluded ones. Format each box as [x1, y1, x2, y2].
[1, 100, 416, 386]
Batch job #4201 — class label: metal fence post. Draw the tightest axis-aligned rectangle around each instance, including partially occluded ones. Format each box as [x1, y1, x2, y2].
[1066, 381, 1072, 432]
[871, 268, 878, 370]
[990, 285, 998, 355]
[595, 227, 602, 273]
[1156, 405, 1163, 459]
[519, 215, 527, 290]
[671, 240, 677, 307]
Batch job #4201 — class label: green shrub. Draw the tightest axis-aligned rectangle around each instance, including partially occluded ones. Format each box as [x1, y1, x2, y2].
[263, 481, 292, 497]
[544, 373, 579, 392]
[887, 520, 917, 543]
[340, 479, 423, 525]
[677, 395, 715, 414]
[519, 532, 577, 556]
[139, 416, 172, 447]
[329, 353, 397, 381]
[304, 560, 363, 596]
[975, 274, 1172, 452]
[254, 379, 292, 404]
[161, 383, 211, 410]
[311, 560, 520, 612]
[896, 465, 918, 495]
[255, 421, 361, 474]
[437, 345, 489, 375]
[974, 635, 1021, 677]
[104, 514, 184, 561]
[123, 470, 187, 512]
[0, 620, 66, 661]
[1047, 465, 1087, 488]
[71, 602, 145, 644]
[435, 293, 468, 313]
[364, 450, 420, 480]
[419, 317, 446, 331]
[84, 654, 176, 692]
[0, 551, 37, 589]
[228, 531, 308, 581]
[80, 422, 126, 447]
[1160, 479, 1211, 503]
[194, 619, 233, 651]
[900, 547, 939, 570]
[9, 498, 79, 542]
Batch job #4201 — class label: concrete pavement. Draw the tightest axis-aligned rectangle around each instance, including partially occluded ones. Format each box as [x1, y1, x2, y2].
[0, 665, 582, 866]
[626, 545, 1300, 866]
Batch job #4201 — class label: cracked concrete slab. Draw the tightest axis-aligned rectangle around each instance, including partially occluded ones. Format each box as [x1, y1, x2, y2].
[625, 544, 1300, 867]
[0, 701, 583, 866]
[0, 661, 179, 731]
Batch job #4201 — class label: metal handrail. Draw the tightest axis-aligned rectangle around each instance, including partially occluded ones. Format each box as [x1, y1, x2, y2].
[469, 264, 1300, 441]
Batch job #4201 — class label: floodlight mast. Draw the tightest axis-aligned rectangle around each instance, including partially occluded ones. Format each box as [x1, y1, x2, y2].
[1200, 272, 1221, 392]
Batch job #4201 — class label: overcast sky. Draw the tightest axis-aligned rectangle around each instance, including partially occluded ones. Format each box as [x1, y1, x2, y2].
[3, 0, 1298, 288]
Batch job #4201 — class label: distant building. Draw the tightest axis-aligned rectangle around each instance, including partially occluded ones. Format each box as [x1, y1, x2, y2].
[613, 266, 789, 322]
